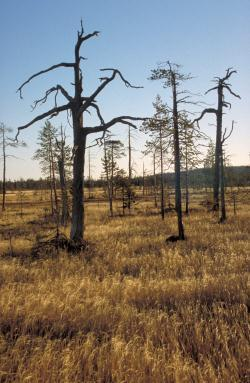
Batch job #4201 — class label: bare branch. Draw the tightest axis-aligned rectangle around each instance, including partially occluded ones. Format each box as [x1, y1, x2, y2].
[222, 120, 234, 144]
[31, 85, 72, 110]
[205, 86, 218, 95]
[221, 68, 237, 82]
[84, 116, 148, 136]
[17, 62, 75, 98]
[79, 31, 100, 43]
[89, 103, 105, 125]
[223, 85, 241, 99]
[193, 108, 218, 124]
[100, 68, 143, 89]
[15, 103, 70, 140]
[79, 69, 143, 115]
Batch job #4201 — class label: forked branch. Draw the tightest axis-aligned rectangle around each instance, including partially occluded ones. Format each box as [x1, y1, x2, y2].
[79, 68, 143, 115]
[15, 103, 70, 140]
[193, 108, 218, 125]
[84, 116, 147, 135]
[32, 85, 73, 110]
[17, 62, 75, 98]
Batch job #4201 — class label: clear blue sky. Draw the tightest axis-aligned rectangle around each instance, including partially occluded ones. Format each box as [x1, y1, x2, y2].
[0, 0, 249, 180]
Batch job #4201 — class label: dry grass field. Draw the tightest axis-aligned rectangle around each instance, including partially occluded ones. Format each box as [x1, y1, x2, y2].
[0, 190, 249, 382]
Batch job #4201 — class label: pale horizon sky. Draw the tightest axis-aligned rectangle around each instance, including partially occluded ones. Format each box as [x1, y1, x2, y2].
[0, 0, 249, 181]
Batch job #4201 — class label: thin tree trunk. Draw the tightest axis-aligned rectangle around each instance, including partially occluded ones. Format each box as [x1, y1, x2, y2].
[172, 73, 185, 239]
[233, 192, 236, 215]
[88, 149, 91, 199]
[104, 140, 113, 217]
[184, 126, 189, 215]
[50, 138, 59, 215]
[142, 162, 145, 197]
[185, 168, 189, 215]
[58, 158, 69, 226]
[49, 157, 54, 215]
[128, 126, 132, 210]
[2, 128, 6, 211]
[153, 152, 157, 208]
[160, 127, 165, 220]
[110, 143, 114, 216]
[220, 151, 226, 222]
[214, 85, 223, 211]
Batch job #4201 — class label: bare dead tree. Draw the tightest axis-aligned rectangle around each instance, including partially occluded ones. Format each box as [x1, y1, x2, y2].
[16, 22, 145, 246]
[193, 68, 240, 212]
[128, 126, 132, 210]
[220, 120, 234, 222]
[0, 123, 26, 211]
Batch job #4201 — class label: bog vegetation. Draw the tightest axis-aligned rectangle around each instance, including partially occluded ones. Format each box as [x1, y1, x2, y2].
[0, 191, 249, 382]
[0, 22, 249, 383]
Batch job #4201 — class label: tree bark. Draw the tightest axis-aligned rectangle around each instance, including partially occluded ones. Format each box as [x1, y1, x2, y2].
[220, 152, 226, 222]
[58, 158, 69, 226]
[153, 152, 157, 208]
[70, 117, 86, 242]
[185, 145, 189, 215]
[50, 139, 59, 216]
[214, 84, 223, 211]
[159, 126, 165, 220]
[172, 73, 185, 240]
[2, 128, 6, 211]
[49, 158, 54, 215]
[128, 126, 132, 210]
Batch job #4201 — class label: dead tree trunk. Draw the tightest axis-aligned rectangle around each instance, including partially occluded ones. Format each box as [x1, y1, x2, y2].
[213, 84, 223, 211]
[128, 126, 132, 210]
[70, 116, 86, 241]
[184, 132, 189, 215]
[2, 128, 6, 211]
[153, 151, 157, 208]
[220, 152, 226, 222]
[58, 158, 69, 226]
[171, 72, 185, 240]
[193, 69, 240, 214]
[88, 149, 91, 199]
[49, 159, 54, 215]
[159, 126, 165, 220]
[56, 125, 70, 226]
[185, 166, 189, 215]
[17, 23, 145, 247]
[219, 121, 234, 222]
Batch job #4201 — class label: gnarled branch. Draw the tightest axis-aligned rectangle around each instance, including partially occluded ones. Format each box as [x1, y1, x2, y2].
[79, 68, 143, 116]
[31, 85, 73, 110]
[222, 120, 234, 144]
[84, 116, 147, 136]
[17, 62, 75, 98]
[15, 103, 71, 140]
[193, 108, 218, 125]
[224, 85, 241, 99]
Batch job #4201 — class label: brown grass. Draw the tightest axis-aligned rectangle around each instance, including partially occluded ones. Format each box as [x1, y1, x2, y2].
[0, 191, 249, 382]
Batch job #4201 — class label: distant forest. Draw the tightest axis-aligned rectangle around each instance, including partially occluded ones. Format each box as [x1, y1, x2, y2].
[1, 166, 249, 191]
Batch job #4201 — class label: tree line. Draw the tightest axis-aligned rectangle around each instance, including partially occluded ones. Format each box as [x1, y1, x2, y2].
[0, 22, 245, 249]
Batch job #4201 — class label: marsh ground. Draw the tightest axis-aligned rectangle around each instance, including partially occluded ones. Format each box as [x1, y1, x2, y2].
[0, 190, 249, 382]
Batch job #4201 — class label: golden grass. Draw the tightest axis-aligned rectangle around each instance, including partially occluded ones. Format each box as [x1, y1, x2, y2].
[0, 191, 249, 382]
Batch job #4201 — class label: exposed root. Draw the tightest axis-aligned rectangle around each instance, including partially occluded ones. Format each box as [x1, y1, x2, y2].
[31, 233, 89, 258]
[166, 235, 185, 243]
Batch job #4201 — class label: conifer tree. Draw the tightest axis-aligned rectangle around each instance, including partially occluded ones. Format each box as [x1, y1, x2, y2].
[141, 95, 171, 220]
